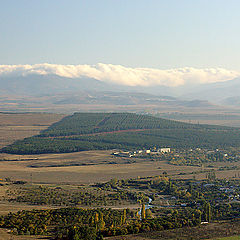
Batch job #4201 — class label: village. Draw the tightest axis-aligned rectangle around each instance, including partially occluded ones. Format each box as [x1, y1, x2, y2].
[112, 147, 171, 158]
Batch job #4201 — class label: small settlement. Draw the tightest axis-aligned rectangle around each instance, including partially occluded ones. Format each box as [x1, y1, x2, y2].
[112, 148, 171, 158]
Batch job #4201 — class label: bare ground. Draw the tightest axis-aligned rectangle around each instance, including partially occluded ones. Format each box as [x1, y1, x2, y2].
[106, 221, 240, 240]
[0, 113, 65, 148]
[0, 228, 49, 240]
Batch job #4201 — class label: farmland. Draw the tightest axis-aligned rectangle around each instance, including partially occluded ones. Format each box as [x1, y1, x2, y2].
[0, 112, 240, 239]
[0, 113, 65, 148]
[0, 174, 240, 239]
[2, 112, 240, 154]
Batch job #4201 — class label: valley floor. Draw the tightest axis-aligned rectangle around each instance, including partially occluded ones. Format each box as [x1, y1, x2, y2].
[106, 221, 240, 240]
[0, 221, 240, 240]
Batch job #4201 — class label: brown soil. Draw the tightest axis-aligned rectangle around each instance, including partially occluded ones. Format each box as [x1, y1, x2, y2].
[106, 221, 240, 240]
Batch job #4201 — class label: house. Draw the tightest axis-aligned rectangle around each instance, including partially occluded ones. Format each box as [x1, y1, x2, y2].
[159, 148, 171, 153]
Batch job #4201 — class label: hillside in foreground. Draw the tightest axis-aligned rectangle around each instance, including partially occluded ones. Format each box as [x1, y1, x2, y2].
[1, 112, 240, 154]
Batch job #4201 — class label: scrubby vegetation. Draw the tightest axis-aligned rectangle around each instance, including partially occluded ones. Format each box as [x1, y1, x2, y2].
[6, 183, 148, 207]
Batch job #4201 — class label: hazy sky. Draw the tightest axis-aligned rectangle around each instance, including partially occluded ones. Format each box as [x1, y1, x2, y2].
[1, 0, 240, 70]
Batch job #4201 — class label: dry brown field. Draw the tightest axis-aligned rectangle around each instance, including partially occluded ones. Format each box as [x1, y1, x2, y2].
[177, 119, 240, 128]
[0, 150, 239, 185]
[106, 221, 240, 240]
[0, 113, 65, 148]
[0, 150, 200, 184]
[0, 228, 49, 240]
[0, 202, 57, 216]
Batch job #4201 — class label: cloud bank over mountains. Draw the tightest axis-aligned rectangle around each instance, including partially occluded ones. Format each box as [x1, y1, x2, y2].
[0, 63, 239, 87]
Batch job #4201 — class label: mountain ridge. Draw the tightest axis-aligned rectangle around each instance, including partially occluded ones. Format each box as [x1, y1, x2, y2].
[1, 73, 239, 110]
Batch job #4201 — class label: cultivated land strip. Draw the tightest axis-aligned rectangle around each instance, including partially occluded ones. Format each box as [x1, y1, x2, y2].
[44, 128, 148, 138]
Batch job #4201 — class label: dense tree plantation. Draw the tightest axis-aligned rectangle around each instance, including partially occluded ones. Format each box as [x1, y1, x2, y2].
[1, 112, 240, 154]
[40, 112, 224, 137]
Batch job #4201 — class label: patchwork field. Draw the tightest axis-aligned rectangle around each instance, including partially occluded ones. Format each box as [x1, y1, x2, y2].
[0, 150, 239, 185]
[0, 150, 196, 183]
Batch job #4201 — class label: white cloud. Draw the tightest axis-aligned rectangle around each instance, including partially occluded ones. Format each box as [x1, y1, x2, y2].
[0, 63, 239, 87]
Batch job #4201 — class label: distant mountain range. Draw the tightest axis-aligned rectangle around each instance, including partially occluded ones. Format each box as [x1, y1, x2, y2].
[0, 73, 240, 109]
[178, 77, 240, 105]
[0, 74, 113, 95]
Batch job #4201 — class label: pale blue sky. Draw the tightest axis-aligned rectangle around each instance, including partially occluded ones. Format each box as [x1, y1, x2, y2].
[1, 0, 240, 70]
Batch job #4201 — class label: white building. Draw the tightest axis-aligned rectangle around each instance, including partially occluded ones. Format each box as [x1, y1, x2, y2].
[159, 148, 171, 153]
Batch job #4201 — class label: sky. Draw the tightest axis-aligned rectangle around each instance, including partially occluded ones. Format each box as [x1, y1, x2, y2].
[0, 0, 240, 86]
